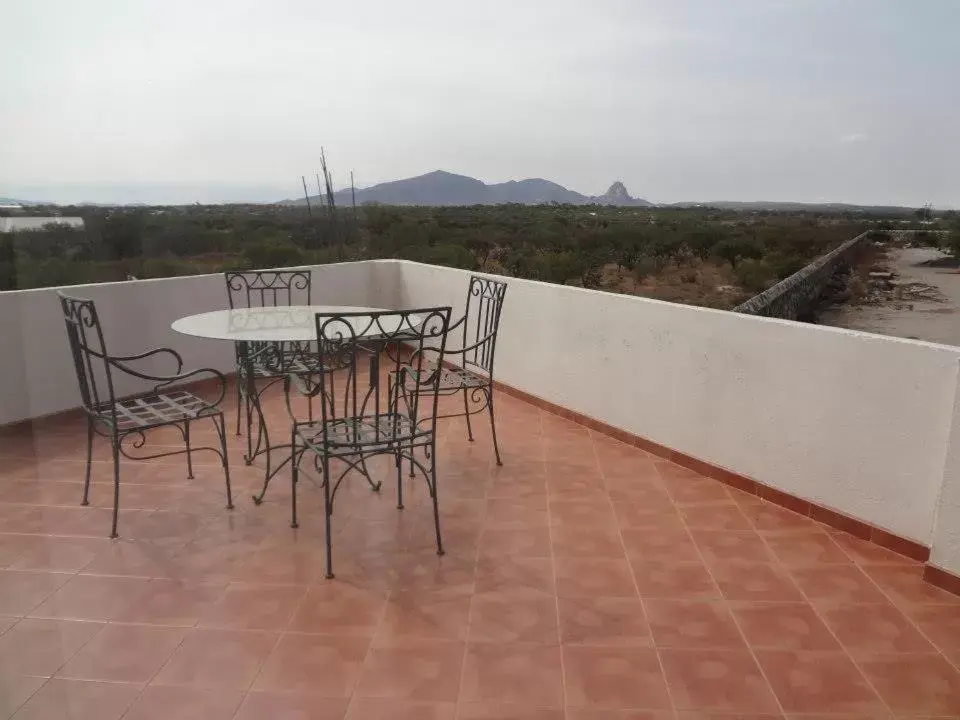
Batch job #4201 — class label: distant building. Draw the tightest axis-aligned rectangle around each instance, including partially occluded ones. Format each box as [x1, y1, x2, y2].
[0, 217, 85, 233]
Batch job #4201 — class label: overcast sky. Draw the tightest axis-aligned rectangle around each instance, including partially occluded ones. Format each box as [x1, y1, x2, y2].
[1, 0, 957, 206]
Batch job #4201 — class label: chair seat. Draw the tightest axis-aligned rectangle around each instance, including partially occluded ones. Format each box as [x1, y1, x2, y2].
[246, 356, 315, 378]
[297, 413, 428, 449]
[403, 361, 488, 392]
[99, 390, 217, 431]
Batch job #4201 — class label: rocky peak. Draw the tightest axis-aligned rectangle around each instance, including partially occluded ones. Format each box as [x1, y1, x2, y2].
[601, 181, 632, 202]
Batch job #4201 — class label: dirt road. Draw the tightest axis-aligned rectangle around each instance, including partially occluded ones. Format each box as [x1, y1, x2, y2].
[820, 246, 960, 347]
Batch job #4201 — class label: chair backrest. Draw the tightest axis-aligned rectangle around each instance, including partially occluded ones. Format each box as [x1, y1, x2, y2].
[58, 292, 117, 421]
[310, 308, 452, 443]
[462, 275, 508, 375]
[224, 270, 312, 309]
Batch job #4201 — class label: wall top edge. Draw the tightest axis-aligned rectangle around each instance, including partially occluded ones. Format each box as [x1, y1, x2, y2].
[4, 257, 960, 356]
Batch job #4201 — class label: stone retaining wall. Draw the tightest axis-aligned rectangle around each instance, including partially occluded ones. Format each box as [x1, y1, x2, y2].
[734, 232, 870, 319]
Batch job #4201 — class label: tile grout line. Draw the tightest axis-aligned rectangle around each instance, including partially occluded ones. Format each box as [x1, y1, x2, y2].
[117, 509, 284, 719]
[745, 492, 960, 703]
[450, 433, 491, 720]
[540, 408, 568, 718]
[56, 513, 219, 719]
[6, 394, 960, 717]
[592, 429, 678, 718]
[832, 541, 960, 693]
[337, 580, 394, 719]
[742, 503, 898, 718]
[661, 470, 788, 718]
[854, 561, 960, 672]
[114, 615, 192, 720]
[237, 568, 314, 702]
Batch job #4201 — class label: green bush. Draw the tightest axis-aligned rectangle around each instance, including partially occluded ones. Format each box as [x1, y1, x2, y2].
[241, 239, 306, 269]
[632, 256, 658, 282]
[734, 259, 776, 293]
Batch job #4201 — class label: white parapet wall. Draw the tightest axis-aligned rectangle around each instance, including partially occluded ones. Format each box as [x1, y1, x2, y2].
[3, 258, 960, 577]
[0, 261, 383, 426]
[931, 368, 960, 578]
[395, 260, 960, 549]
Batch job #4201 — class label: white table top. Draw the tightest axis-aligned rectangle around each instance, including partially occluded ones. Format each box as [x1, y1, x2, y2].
[171, 305, 394, 342]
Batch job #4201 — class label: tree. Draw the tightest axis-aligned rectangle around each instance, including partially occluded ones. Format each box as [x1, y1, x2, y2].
[713, 237, 762, 269]
[944, 225, 960, 260]
[734, 258, 776, 293]
[101, 213, 144, 260]
[535, 251, 587, 285]
[609, 229, 645, 270]
[648, 236, 681, 270]
[0, 233, 16, 290]
[465, 229, 495, 269]
[241, 238, 305, 269]
[687, 229, 725, 260]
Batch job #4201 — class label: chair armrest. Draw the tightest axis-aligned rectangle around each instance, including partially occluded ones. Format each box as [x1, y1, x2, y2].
[400, 353, 444, 388]
[110, 347, 184, 376]
[283, 372, 328, 425]
[439, 329, 497, 356]
[109, 361, 229, 408]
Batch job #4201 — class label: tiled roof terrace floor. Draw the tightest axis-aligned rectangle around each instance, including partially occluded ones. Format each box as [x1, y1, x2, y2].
[0, 386, 959, 718]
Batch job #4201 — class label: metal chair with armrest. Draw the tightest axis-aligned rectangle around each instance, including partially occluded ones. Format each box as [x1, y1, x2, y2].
[395, 275, 508, 467]
[59, 292, 233, 538]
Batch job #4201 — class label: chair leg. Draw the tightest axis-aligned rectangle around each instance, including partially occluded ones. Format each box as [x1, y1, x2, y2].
[244, 386, 254, 465]
[235, 379, 242, 436]
[429, 442, 444, 556]
[110, 438, 121, 539]
[487, 387, 503, 466]
[463, 387, 474, 442]
[321, 455, 334, 579]
[399, 384, 416, 479]
[81, 417, 94, 506]
[396, 449, 404, 510]
[358, 454, 382, 492]
[290, 430, 299, 529]
[214, 415, 234, 510]
[184, 422, 194, 480]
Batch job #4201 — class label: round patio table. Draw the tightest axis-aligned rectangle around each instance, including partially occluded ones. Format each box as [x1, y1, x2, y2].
[172, 305, 397, 502]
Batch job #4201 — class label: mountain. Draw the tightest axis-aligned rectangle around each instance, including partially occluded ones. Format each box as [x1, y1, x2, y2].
[290, 170, 651, 207]
[597, 181, 635, 205]
[485, 178, 588, 205]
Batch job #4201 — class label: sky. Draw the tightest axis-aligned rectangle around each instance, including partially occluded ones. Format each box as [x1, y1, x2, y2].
[1, 0, 958, 207]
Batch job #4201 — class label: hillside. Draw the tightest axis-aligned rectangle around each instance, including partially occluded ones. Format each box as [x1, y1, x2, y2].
[669, 200, 913, 214]
[291, 170, 652, 207]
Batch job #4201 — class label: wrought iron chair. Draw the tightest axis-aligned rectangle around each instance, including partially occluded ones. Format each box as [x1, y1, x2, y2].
[58, 293, 233, 538]
[284, 308, 452, 579]
[224, 270, 316, 443]
[398, 275, 508, 465]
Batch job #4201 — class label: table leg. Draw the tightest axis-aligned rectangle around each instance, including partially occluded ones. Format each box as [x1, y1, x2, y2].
[237, 341, 286, 505]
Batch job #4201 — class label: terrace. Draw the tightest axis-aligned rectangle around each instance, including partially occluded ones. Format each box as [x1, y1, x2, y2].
[1, 259, 960, 718]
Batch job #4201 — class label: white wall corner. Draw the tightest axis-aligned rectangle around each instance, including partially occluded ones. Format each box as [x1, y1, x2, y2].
[929, 358, 960, 575]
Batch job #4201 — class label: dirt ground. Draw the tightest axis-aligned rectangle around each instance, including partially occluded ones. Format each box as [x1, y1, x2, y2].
[604, 260, 750, 310]
[820, 246, 960, 347]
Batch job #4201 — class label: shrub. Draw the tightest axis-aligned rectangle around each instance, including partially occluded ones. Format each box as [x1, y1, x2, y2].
[734, 259, 776, 293]
[242, 239, 306, 269]
[632, 256, 658, 282]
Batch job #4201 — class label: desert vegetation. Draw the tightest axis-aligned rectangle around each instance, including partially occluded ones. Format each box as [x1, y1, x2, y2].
[2, 202, 944, 309]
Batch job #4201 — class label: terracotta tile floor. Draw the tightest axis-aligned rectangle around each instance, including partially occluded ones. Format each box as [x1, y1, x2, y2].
[1, 385, 960, 719]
